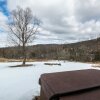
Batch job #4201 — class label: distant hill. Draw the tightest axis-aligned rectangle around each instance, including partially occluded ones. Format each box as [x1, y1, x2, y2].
[0, 38, 100, 62]
[64, 38, 100, 50]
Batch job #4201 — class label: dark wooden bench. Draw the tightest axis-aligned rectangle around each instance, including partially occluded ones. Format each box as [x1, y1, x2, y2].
[39, 69, 100, 100]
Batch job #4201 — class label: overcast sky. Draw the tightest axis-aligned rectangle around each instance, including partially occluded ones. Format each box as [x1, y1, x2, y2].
[0, 0, 100, 46]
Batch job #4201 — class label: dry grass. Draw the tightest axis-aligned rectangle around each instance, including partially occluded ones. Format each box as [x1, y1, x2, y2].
[0, 58, 49, 62]
[0, 58, 14, 62]
[0, 58, 24, 62]
[91, 62, 100, 68]
[92, 64, 100, 68]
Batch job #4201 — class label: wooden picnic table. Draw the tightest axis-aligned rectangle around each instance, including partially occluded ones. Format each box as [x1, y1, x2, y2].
[39, 69, 100, 100]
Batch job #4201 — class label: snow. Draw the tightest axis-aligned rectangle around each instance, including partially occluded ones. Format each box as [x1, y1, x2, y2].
[0, 60, 95, 100]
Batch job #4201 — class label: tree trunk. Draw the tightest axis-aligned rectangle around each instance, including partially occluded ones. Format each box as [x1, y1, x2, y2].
[22, 43, 26, 65]
[23, 56, 26, 65]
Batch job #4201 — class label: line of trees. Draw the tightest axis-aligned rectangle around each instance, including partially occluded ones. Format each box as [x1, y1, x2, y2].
[0, 43, 100, 62]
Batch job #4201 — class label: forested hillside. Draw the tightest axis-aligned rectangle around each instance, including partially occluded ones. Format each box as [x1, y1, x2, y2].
[0, 38, 100, 62]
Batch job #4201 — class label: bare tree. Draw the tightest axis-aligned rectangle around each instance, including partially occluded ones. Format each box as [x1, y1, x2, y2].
[7, 7, 41, 65]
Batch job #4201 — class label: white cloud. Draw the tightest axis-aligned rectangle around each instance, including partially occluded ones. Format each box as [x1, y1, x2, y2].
[0, 12, 8, 47]
[5, 0, 100, 44]
[0, 11, 7, 26]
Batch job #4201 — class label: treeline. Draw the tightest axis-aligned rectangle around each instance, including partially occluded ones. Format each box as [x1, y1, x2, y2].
[0, 38, 100, 62]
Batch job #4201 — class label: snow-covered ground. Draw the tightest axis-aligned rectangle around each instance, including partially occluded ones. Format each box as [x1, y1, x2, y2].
[0, 60, 96, 100]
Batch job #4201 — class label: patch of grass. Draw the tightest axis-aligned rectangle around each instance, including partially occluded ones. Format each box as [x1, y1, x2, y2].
[0, 58, 50, 62]
[92, 64, 100, 68]
[0, 58, 22, 62]
[0, 58, 10, 62]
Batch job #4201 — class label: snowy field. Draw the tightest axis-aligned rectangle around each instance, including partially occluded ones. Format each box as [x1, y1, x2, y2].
[0, 60, 96, 100]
